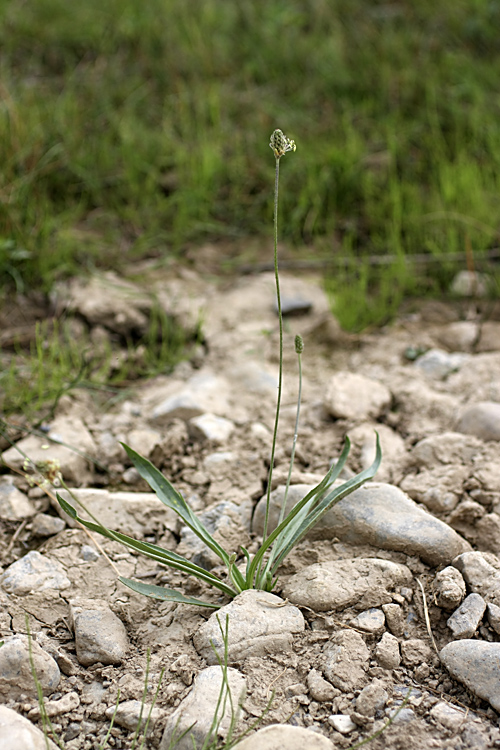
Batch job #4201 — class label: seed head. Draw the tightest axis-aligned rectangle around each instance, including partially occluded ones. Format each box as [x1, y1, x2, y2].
[294, 335, 304, 354]
[270, 129, 296, 159]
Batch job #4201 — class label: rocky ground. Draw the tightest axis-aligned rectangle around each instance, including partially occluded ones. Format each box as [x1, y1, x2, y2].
[1, 262, 500, 749]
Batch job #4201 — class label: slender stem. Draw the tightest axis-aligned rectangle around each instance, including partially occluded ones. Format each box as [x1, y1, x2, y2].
[263, 348, 302, 576]
[262, 156, 283, 543]
[279, 349, 302, 525]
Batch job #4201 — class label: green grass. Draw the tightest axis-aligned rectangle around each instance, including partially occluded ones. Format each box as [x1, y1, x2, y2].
[0, 305, 193, 420]
[1, 0, 500, 307]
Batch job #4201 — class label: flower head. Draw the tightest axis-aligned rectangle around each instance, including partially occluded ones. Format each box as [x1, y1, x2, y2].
[269, 129, 296, 159]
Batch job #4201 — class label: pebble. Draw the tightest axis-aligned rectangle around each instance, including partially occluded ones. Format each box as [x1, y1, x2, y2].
[0, 634, 60, 700]
[322, 629, 370, 692]
[0, 550, 71, 595]
[281, 557, 412, 612]
[453, 551, 500, 607]
[29, 690, 80, 719]
[476, 321, 500, 353]
[0, 704, 58, 750]
[0, 479, 35, 520]
[440, 640, 500, 711]
[306, 669, 336, 702]
[31, 513, 66, 537]
[355, 679, 388, 717]
[400, 639, 435, 668]
[450, 270, 489, 297]
[447, 592, 486, 638]
[232, 724, 334, 749]
[429, 701, 467, 730]
[433, 566, 466, 610]
[328, 714, 357, 734]
[435, 321, 479, 352]
[125, 428, 162, 458]
[381, 603, 405, 637]
[375, 632, 401, 669]
[69, 599, 129, 666]
[151, 371, 229, 421]
[193, 590, 304, 665]
[324, 371, 391, 421]
[351, 608, 386, 634]
[414, 349, 469, 379]
[487, 603, 500, 634]
[177, 500, 250, 570]
[160, 666, 246, 750]
[105, 699, 163, 733]
[455, 401, 500, 442]
[189, 413, 235, 443]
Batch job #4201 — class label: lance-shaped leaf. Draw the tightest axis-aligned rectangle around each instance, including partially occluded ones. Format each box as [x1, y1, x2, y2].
[56, 493, 238, 598]
[121, 444, 240, 575]
[119, 577, 220, 609]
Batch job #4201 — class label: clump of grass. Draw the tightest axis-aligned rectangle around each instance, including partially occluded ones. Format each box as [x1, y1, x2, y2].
[2, 0, 500, 302]
[0, 304, 193, 421]
[54, 130, 381, 607]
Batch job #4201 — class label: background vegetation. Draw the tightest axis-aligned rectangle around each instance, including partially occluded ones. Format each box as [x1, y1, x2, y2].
[1, 0, 500, 313]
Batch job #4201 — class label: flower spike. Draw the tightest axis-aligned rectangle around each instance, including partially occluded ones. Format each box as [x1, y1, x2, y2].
[269, 129, 296, 159]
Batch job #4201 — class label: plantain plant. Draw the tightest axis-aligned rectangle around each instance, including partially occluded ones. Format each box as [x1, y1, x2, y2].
[56, 129, 381, 608]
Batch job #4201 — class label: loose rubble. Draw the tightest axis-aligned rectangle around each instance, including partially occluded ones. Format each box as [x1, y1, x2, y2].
[1, 267, 500, 749]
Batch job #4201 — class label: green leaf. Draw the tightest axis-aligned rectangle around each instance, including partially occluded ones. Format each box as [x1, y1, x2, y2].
[55, 493, 238, 598]
[270, 434, 382, 573]
[248, 439, 352, 588]
[119, 577, 220, 608]
[121, 443, 232, 566]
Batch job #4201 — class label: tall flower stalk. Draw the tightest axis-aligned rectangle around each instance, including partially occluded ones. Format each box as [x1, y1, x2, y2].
[262, 129, 297, 543]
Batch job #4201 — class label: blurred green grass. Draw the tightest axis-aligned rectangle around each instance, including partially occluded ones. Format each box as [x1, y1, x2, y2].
[1, 0, 500, 302]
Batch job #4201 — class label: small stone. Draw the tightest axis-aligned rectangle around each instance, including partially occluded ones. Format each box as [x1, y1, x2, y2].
[232, 724, 334, 750]
[125, 428, 161, 458]
[447, 593, 486, 638]
[429, 701, 466, 730]
[386, 707, 416, 723]
[0, 551, 71, 595]
[31, 513, 66, 537]
[306, 669, 336, 702]
[400, 639, 435, 668]
[381, 603, 405, 637]
[487, 603, 500, 634]
[29, 691, 80, 719]
[450, 270, 489, 297]
[325, 372, 391, 421]
[375, 632, 401, 669]
[455, 402, 500, 442]
[152, 371, 229, 421]
[328, 714, 357, 734]
[440, 640, 500, 711]
[414, 349, 469, 379]
[70, 599, 129, 666]
[433, 566, 466, 610]
[435, 321, 479, 352]
[105, 699, 163, 733]
[0, 635, 60, 700]
[0, 479, 36, 520]
[193, 590, 304, 665]
[161, 666, 246, 750]
[189, 413, 235, 443]
[355, 679, 388, 717]
[453, 551, 500, 607]
[351, 608, 386, 634]
[476, 322, 500, 353]
[323, 629, 370, 692]
[0, 705, 58, 750]
[80, 545, 100, 562]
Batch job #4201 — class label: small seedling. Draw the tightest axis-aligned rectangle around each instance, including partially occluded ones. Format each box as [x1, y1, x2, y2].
[55, 129, 381, 607]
